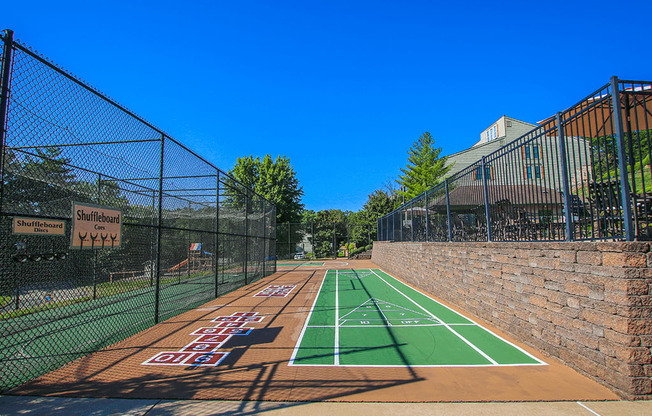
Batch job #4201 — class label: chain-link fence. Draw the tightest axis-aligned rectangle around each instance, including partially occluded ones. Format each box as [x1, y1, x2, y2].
[0, 30, 276, 391]
[378, 77, 652, 243]
[276, 221, 374, 259]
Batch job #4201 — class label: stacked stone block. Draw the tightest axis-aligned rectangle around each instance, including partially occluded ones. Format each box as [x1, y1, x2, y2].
[372, 241, 652, 399]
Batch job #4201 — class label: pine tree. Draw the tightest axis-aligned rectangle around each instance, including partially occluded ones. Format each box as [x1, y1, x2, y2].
[397, 132, 450, 201]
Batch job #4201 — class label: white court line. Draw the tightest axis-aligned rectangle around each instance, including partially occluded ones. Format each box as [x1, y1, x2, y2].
[374, 299, 393, 327]
[310, 323, 477, 328]
[288, 271, 328, 366]
[369, 269, 499, 366]
[577, 402, 601, 416]
[374, 269, 547, 366]
[334, 269, 340, 366]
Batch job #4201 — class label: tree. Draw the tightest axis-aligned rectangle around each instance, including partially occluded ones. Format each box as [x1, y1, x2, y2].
[301, 209, 347, 258]
[349, 189, 395, 244]
[397, 132, 450, 201]
[229, 154, 304, 224]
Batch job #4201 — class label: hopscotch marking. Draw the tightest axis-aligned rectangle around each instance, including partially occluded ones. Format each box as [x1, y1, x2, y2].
[254, 284, 297, 297]
[142, 311, 263, 367]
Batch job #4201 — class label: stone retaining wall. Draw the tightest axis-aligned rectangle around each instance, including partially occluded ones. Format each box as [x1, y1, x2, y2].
[371, 240, 652, 399]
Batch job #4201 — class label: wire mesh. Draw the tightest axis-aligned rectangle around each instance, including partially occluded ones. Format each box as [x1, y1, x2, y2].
[0, 32, 276, 391]
[276, 221, 374, 260]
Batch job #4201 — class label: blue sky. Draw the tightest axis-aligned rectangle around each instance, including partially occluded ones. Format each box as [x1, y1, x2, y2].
[2, 1, 651, 212]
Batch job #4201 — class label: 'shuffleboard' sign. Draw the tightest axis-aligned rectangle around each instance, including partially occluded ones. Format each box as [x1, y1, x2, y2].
[71, 202, 122, 249]
[12, 217, 66, 236]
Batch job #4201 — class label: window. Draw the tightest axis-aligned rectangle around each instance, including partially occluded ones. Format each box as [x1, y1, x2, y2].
[526, 166, 532, 179]
[474, 166, 492, 180]
[532, 145, 540, 159]
[523, 145, 540, 160]
[534, 165, 542, 179]
[486, 125, 498, 142]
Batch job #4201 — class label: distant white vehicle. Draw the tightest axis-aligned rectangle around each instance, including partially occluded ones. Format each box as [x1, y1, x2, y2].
[294, 253, 305, 260]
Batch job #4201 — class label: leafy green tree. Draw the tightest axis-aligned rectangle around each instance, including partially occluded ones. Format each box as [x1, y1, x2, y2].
[355, 189, 395, 242]
[229, 154, 304, 223]
[397, 132, 450, 201]
[303, 209, 347, 258]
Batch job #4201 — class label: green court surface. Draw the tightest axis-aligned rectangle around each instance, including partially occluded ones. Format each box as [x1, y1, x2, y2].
[290, 269, 545, 367]
[0, 272, 246, 390]
[277, 262, 325, 267]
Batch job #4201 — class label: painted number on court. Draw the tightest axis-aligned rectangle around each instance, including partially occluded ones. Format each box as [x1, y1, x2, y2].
[142, 311, 263, 367]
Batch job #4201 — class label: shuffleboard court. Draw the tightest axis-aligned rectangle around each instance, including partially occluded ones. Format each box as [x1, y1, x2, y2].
[290, 269, 544, 367]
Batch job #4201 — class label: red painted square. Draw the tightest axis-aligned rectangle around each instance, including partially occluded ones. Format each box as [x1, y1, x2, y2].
[186, 352, 229, 366]
[232, 312, 258, 317]
[215, 321, 245, 328]
[142, 351, 195, 366]
[237, 316, 263, 323]
[220, 327, 253, 335]
[195, 334, 230, 343]
[212, 316, 240, 322]
[190, 327, 223, 335]
[180, 342, 223, 352]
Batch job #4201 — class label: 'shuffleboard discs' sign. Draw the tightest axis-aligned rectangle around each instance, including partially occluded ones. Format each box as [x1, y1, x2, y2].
[12, 217, 66, 236]
[71, 202, 122, 249]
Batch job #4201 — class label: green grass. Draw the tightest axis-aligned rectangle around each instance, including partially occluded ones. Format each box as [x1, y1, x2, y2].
[0, 270, 215, 321]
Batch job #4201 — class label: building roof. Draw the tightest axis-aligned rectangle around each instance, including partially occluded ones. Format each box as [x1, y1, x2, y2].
[427, 184, 563, 208]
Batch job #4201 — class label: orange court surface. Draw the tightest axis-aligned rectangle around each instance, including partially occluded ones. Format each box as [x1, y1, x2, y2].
[10, 260, 619, 403]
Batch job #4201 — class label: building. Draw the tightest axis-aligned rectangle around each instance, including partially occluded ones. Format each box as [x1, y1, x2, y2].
[440, 115, 592, 225]
[446, 116, 538, 178]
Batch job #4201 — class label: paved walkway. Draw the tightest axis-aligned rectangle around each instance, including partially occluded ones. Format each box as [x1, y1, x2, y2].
[2, 395, 652, 416]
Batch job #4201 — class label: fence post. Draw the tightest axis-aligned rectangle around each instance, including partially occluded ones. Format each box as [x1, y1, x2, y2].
[261, 199, 266, 280]
[482, 157, 492, 242]
[556, 112, 574, 241]
[150, 191, 156, 287]
[346, 222, 350, 258]
[244, 194, 249, 285]
[425, 192, 429, 242]
[215, 171, 220, 297]
[154, 134, 165, 324]
[333, 222, 336, 258]
[410, 204, 414, 242]
[273, 206, 277, 272]
[0, 29, 15, 212]
[610, 76, 634, 241]
[445, 179, 452, 242]
[311, 222, 315, 258]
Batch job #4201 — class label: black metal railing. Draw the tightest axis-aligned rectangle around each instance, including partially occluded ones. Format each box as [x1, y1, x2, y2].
[0, 29, 276, 391]
[378, 77, 652, 243]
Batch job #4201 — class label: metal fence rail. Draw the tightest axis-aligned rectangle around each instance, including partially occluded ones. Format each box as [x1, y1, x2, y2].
[378, 77, 652, 243]
[0, 30, 276, 391]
